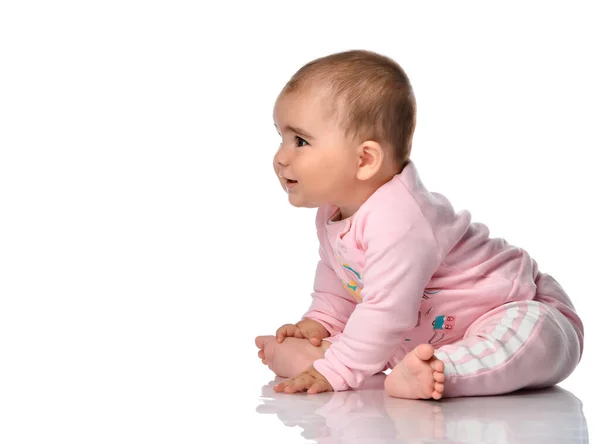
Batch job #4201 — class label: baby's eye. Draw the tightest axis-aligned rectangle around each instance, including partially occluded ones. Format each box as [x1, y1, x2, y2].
[295, 136, 308, 147]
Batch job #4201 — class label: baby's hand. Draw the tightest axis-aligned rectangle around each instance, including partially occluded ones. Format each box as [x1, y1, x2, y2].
[276, 319, 330, 346]
[273, 365, 334, 394]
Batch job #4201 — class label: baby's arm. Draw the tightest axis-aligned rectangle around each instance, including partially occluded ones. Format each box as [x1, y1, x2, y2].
[313, 211, 442, 391]
[300, 206, 358, 338]
[301, 245, 358, 335]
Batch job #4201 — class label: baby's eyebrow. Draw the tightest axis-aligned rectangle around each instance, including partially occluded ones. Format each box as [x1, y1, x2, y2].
[274, 123, 314, 140]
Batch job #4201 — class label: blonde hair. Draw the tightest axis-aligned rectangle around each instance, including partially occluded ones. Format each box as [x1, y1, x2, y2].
[283, 49, 417, 170]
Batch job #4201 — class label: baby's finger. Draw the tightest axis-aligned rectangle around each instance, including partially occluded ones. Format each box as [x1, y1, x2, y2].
[276, 324, 300, 342]
[258, 350, 265, 360]
[273, 380, 290, 393]
[308, 335, 322, 346]
[275, 325, 289, 342]
[307, 379, 329, 394]
[285, 374, 313, 393]
[274, 376, 298, 393]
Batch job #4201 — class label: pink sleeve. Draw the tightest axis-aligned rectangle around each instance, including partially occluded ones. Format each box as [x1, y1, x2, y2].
[302, 245, 357, 336]
[313, 210, 442, 391]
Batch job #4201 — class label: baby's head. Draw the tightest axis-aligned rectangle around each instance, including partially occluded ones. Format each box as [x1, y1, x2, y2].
[273, 49, 416, 217]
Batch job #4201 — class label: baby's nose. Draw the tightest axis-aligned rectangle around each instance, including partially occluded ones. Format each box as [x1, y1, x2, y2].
[273, 146, 291, 168]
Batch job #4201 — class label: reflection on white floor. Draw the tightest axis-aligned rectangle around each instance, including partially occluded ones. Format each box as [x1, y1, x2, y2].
[256, 374, 588, 443]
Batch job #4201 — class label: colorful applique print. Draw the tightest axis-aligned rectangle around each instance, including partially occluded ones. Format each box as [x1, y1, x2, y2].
[344, 279, 362, 303]
[416, 304, 435, 328]
[429, 315, 456, 345]
[415, 311, 422, 328]
[432, 315, 455, 330]
[422, 289, 441, 300]
[343, 264, 362, 281]
[336, 257, 363, 303]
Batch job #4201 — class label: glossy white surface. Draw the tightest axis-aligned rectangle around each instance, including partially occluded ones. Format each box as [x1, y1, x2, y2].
[257, 375, 589, 443]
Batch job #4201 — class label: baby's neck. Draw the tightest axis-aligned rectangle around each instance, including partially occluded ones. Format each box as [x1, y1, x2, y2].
[336, 174, 395, 220]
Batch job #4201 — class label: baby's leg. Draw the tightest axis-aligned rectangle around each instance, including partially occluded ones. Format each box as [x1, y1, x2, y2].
[428, 300, 580, 397]
[255, 335, 330, 378]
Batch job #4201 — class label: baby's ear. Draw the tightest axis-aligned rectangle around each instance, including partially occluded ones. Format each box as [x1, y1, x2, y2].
[356, 140, 384, 181]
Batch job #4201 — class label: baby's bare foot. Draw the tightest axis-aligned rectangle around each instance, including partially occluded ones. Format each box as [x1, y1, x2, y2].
[255, 335, 329, 378]
[384, 344, 445, 400]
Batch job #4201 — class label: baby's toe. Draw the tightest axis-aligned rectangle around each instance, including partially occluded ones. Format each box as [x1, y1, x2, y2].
[255, 335, 275, 349]
[414, 344, 436, 361]
[433, 371, 445, 383]
[434, 382, 444, 394]
[430, 358, 444, 373]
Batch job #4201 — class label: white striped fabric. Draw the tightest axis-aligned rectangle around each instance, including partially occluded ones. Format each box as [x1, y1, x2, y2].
[436, 301, 542, 377]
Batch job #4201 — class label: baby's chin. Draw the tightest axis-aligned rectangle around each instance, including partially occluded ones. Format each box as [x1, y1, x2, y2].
[287, 195, 319, 209]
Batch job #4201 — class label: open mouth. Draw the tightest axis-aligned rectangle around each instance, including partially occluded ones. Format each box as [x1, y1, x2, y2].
[286, 179, 298, 184]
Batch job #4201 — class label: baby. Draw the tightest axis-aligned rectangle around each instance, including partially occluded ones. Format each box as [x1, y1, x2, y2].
[255, 49, 584, 399]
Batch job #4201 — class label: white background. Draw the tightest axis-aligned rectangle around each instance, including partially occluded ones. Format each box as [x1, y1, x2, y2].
[1, 1, 598, 442]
